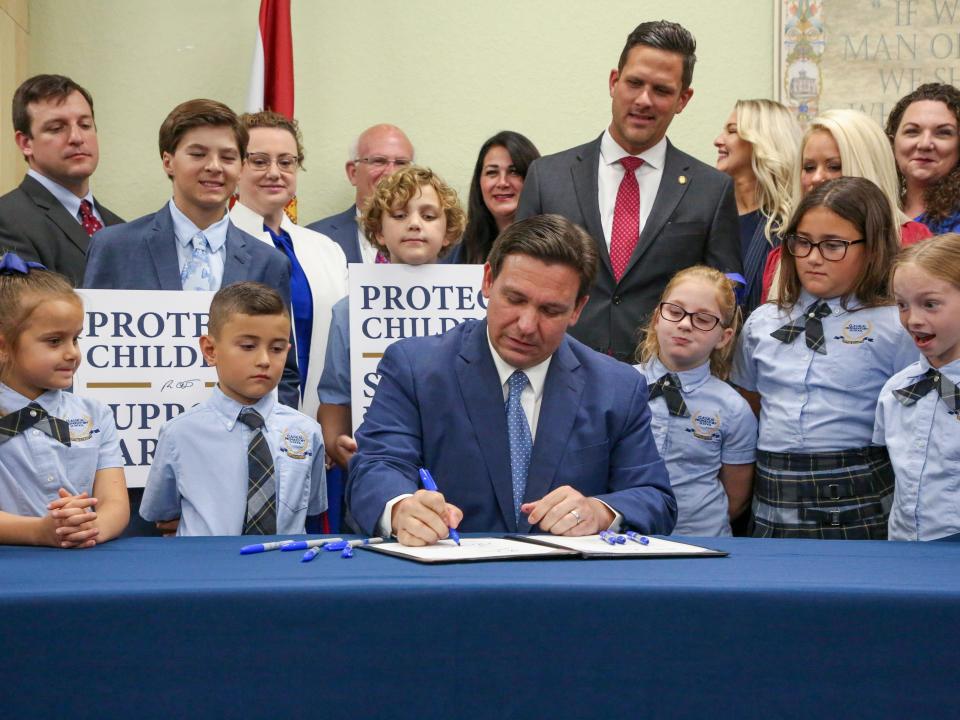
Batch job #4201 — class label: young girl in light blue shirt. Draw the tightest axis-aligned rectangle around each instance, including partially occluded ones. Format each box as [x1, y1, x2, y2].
[732, 177, 917, 539]
[0, 253, 129, 547]
[635, 265, 757, 536]
[876, 233, 960, 541]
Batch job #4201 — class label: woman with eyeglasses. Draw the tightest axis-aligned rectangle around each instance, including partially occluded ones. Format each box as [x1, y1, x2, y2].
[762, 109, 931, 302]
[229, 111, 348, 420]
[886, 82, 960, 235]
[731, 177, 917, 539]
[713, 99, 800, 314]
[457, 131, 540, 264]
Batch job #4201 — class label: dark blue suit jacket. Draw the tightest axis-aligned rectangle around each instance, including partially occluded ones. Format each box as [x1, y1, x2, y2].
[306, 206, 361, 264]
[81, 204, 300, 408]
[348, 319, 676, 536]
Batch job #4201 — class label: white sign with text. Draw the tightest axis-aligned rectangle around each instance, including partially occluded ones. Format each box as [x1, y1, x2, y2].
[74, 289, 216, 488]
[348, 264, 486, 432]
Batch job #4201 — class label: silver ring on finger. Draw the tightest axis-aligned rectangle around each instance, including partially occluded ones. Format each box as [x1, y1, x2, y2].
[569, 509, 582, 525]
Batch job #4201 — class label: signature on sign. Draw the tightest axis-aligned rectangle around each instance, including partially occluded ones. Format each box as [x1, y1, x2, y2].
[160, 379, 203, 392]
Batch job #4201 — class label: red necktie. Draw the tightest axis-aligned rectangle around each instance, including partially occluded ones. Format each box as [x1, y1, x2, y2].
[79, 199, 104, 237]
[610, 156, 643, 281]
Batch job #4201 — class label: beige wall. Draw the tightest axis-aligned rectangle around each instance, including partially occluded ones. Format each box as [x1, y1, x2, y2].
[27, 0, 775, 223]
[0, 0, 28, 194]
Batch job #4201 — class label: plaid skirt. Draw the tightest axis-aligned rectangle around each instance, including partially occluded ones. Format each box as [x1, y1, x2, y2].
[752, 446, 894, 539]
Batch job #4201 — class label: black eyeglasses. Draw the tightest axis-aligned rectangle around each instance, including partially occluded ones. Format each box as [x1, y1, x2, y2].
[785, 234, 865, 261]
[658, 302, 724, 331]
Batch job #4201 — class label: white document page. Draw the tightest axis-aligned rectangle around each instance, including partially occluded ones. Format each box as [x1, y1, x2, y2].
[521, 534, 724, 556]
[363, 537, 575, 563]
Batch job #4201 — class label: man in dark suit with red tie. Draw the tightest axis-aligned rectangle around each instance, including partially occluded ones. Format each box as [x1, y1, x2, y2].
[0, 75, 123, 286]
[517, 20, 740, 362]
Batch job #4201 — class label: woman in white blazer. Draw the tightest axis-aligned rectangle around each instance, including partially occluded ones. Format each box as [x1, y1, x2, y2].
[231, 111, 348, 420]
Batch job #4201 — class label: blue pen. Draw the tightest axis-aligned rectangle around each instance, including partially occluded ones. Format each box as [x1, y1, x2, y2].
[301, 546, 323, 562]
[418, 468, 461, 546]
[240, 539, 294, 555]
[281, 537, 344, 552]
[626, 531, 650, 546]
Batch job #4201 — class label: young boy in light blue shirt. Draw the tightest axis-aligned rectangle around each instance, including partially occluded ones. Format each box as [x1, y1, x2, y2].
[141, 281, 326, 536]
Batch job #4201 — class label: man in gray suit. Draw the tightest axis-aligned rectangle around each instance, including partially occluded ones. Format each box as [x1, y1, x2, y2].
[517, 20, 740, 362]
[0, 75, 123, 285]
[306, 124, 413, 264]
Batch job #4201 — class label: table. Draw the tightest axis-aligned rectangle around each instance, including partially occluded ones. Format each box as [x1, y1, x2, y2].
[2, 536, 958, 718]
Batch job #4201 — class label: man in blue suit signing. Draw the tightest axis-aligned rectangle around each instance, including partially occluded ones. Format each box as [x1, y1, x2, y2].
[349, 214, 676, 545]
[82, 99, 299, 408]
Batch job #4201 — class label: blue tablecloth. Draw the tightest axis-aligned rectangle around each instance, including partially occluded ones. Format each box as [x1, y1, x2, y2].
[1, 536, 957, 718]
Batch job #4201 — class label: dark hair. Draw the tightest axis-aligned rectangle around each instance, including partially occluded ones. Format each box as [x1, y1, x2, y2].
[158, 99, 248, 159]
[778, 176, 898, 310]
[618, 20, 697, 89]
[885, 82, 960, 222]
[461, 131, 541, 264]
[12, 74, 95, 136]
[207, 281, 289, 337]
[487, 214, 597, 300]
[238, 110, 305, 169]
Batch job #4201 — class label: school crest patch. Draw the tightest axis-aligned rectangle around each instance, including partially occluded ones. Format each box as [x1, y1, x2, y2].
[281, 428, 311, 459]
[67, 414, 98, 442]
[685, 411, 722, 442]
[835, 320, 875, 345]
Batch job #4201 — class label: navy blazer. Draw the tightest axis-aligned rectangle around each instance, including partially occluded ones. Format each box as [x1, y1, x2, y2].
[348, 319, 676, 536]
[82, 204, 300, 408]
[517, 137, 741, 361]
[306, 206, 361, 264]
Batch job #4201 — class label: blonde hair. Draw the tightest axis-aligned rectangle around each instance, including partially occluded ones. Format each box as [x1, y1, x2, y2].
[636, 266, 741, 380]
[793, 109, 909, 226]
[735, 99, 801, 244]
[0, 259, 81, 391]
[360, 165, 465, 260]
[770, 109, 910, 301]
[892, 232, 960, 292]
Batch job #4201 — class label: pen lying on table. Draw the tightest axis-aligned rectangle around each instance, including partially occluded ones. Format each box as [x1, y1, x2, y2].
[302, 537, 384, 562]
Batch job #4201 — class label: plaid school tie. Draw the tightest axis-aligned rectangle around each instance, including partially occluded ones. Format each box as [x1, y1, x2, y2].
[505, 370, 532, 527]
[238, 409, 277, 535]
[648, 373, 690, 417]
[770, 300, 833, 355]
[0, 402, 71, 446]
[894, 368, 960, 412]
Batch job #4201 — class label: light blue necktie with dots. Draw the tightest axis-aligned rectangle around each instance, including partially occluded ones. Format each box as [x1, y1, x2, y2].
[180, 232, 213, 291]
[506, 370, 532, 527]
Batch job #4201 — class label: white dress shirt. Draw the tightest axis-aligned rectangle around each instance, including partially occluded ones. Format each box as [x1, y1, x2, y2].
[597, 130, 667, 247]
[27, 168, 103, 225]
[355, 208, 380, 264]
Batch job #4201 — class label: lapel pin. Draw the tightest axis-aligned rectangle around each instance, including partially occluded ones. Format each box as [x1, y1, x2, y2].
[678, 175, 687, 184]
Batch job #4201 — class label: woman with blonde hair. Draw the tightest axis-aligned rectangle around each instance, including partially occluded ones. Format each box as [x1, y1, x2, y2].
[762, 108, 931, 301]
[713, 99, 800, 312]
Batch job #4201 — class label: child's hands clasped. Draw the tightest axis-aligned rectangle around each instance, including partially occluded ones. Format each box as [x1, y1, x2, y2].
[46, 488, 100, 548]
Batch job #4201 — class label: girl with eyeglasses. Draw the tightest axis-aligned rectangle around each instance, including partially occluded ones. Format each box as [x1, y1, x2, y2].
[731, 177, 917, 539]
[634, 266, 757, 536]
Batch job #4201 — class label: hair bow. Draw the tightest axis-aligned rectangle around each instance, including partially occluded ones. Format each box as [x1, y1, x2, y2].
[724, 272, 747, 306]
[0, 253, 47, 276]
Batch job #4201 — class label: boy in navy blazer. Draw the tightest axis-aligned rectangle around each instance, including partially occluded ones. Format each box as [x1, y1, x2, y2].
[82, 99, 298, 407]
